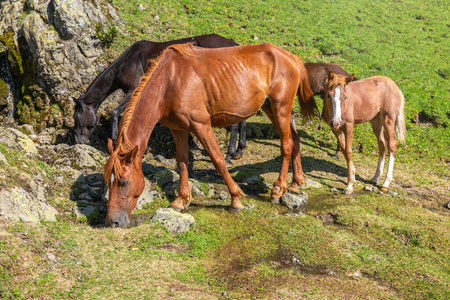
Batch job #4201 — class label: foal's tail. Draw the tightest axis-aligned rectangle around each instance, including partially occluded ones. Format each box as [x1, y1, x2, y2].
[293, 56, 318, 121]
[396, 91, 406, 144]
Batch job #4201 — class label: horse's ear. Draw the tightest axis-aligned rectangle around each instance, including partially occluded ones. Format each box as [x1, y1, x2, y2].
[124, 146, 139, 163]
[346, 74, 355, 84]
[71, 96, 80, 105]
[107, 138, 115, 155]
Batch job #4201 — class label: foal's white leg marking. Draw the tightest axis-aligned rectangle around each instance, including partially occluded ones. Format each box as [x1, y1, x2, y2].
[331, 87, 342, 126]
[382, 153, 395, 189]
[344, 164, 356, 194]
[371, 155, 385, 184]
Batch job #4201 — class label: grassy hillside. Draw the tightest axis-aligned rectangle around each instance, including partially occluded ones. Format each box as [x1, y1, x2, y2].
[1, 0, 449, 299]
[106, 0, 449, 162]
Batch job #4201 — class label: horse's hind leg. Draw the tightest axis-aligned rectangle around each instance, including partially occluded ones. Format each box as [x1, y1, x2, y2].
[261, 98, 296, 202]
[286, 114, 306, 194]
[381, 114, 398, 192]
[369, 117, 386, 185]
[170, 130, 191, 211]
[191, 123, 245, 211]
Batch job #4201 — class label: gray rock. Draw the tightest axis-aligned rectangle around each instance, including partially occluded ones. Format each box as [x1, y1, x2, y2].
[331, 187, 338, 193]
[244, 175, 263, 185]
[164, 179, 204, 198]
[0, 151, 8, 165]
[363, 185, 374, 192]
[151, 208, 195, 234]
[218, 190, 229, 201]
[300, 178, 322, 189]
[0, 128, 38, 155]
[0, 186, 58, 223]
[88, 188, 103, 201]
[72, 205, 96, 218]
[207, 184, 215, 198]
[78, 192, 94, 202]
[281, 192, 308, 210]
[53, 0, 92, 40]
[134, 188, 160, 210]
[52, 144, 106, 171]
[153, 169, 179, 188]
[0, 0, 23, 34]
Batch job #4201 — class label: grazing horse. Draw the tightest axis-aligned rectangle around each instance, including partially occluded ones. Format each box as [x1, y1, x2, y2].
[103, 43, 317, 228]
[323, 72, 406, 194]
[225, 62, 357, 163]
[72, 34, 238, 144]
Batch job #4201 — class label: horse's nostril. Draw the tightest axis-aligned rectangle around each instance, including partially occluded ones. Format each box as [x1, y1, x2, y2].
[111, 221, 120, 228]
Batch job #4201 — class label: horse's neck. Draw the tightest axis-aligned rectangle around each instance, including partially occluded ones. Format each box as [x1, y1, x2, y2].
[81, 62, 120, 107]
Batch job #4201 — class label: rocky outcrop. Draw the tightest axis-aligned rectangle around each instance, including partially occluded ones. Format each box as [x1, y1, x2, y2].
[0, 0, 122, 130]
[0, 127, 38, 155]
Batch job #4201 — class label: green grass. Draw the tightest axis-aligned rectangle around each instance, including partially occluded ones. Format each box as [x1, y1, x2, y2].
[1, 0, 449, 299]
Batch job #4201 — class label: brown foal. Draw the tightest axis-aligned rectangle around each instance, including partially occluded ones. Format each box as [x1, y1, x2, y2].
[323, 72, 406, 194]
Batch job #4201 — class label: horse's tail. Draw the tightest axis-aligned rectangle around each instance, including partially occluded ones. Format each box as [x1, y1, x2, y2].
[293, 55, 318, 121]
[395, 90, 406, 144]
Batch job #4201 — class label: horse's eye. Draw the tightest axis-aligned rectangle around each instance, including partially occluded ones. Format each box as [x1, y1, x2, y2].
[118, 179, 129, 187]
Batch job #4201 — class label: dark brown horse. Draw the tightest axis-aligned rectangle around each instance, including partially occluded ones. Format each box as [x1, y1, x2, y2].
[72, 34, 238, 144]
[323, 72, 406, 194]
[104, 43, 317, 227]
[225, 62, 357, 163]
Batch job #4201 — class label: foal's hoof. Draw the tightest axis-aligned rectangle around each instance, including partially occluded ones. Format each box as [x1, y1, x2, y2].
[170, 206, 182, 212]
[380, 186, 389, 193]
[343, 189, 353, 195]
[271, 197, 281, 205]
[332, 152, 340, 160]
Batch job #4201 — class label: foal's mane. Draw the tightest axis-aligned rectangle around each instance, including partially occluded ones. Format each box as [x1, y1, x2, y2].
[104, 43, 196, 185]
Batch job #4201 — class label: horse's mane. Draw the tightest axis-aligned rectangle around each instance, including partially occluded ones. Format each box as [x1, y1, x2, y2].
[104, 43, 196, 185]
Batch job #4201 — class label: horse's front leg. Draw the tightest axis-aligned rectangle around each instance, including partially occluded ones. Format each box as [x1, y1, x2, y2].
[192, 123, 245, 211]
[111, 92, 132, 142]
[342, 125, 356, 194]
[170, 130, 191, 211]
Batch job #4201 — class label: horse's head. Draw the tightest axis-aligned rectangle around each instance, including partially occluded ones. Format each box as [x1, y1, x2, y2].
[72, 96, 99, 144]
[324, 72, 354, 129]
[104, 139, 145, 228]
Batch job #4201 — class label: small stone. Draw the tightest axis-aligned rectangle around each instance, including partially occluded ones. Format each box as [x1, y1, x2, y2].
[154, 154, 165, 162]
[222, 291, 227, 297]
[219, 191, 229, 201]
[244, 203, 254, 210]
[138, 3, 145, 10]
[154, 15, 160, 21]
[363, 185, 374, 192]
[331, 187, 338, 193]
[281, 192, 307, 210]
[443, 201, 450, 210]
[78, 193, 94, 201]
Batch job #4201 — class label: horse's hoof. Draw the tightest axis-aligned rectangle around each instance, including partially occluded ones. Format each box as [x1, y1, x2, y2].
[381, 186, 388, 193]
[232, 152, 243, 160]
[369, 180, 377, 185]
[228, 206, 243, 213]
[271, 197, 280, 205]
[170, 206, 182, 212]
[332, 153, 340, 160]
[288, 185, 300, 194]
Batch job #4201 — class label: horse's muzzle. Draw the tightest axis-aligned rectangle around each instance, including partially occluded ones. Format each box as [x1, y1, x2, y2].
[106, 212, 130, 228]
[330, 119, 343, 129]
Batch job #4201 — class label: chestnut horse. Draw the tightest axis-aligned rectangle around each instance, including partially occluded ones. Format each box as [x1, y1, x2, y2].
[323, 72, 406, 194]
[104, 43, 317, 227]
[72, 34, 238, 144]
